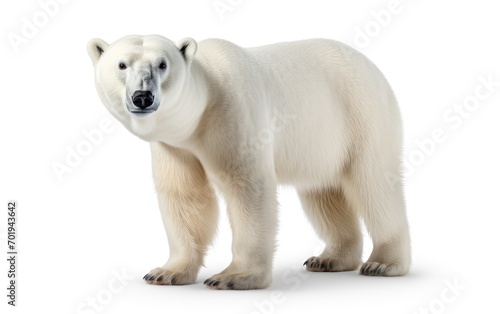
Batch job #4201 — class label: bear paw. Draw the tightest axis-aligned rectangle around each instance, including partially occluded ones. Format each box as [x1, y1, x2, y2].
[303, 256, 359, 272]
[359, 262, 406, 276]
[143, 267, 196, 285]
[203, 272, 271, 290]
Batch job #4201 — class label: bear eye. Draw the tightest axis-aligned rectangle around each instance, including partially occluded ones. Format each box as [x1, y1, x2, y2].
[118, 62, 127, 70]
[159, 62, 167, 70]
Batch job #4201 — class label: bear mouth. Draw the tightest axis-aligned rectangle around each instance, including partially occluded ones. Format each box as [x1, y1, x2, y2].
[130, 109, 157, 114]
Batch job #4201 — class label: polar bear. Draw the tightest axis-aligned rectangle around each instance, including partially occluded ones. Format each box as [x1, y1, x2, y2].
[87, 35, 411, 290]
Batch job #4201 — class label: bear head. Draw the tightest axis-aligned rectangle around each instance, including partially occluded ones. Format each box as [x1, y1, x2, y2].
[87, 35, 199, 142]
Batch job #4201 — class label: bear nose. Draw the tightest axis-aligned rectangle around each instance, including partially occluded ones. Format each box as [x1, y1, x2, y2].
[132, 90, 154, 109]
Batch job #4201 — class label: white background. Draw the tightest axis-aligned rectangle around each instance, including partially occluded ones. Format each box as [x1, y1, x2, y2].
[1, 0, 499, 313]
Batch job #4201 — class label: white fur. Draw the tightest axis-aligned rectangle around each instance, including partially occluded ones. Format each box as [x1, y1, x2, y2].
[88, 35, 411, 290]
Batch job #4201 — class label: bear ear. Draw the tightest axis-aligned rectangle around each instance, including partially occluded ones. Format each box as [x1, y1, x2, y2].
[176, 37, 197, 64]
[87, 38, 109, 65]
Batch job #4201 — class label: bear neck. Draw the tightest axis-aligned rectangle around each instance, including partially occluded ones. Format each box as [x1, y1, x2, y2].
[155, 60, 209, 147]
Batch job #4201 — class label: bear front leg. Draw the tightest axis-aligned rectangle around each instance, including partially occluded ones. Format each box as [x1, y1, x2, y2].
[143, 143, 218, 285]
[204, 169, 278, 290]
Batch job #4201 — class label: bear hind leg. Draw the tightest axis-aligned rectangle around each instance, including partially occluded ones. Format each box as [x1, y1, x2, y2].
[300, 187, 362, 272]
[343, 160, 411, 277]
